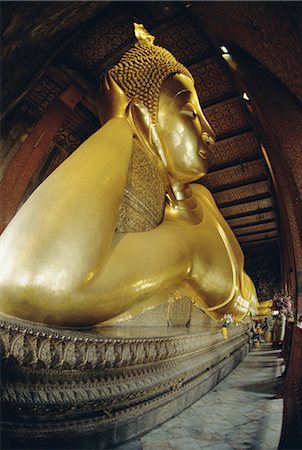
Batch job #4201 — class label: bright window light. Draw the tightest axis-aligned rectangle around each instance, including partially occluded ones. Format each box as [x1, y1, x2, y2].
[243, 92, 250, 101]
[220, 46, 229, 54]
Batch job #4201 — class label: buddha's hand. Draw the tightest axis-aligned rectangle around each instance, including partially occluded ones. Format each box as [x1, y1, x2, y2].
[99, 72, 129, 123]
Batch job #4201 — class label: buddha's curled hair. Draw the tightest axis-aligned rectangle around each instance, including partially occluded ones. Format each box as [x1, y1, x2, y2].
[109, 43, 193, 124]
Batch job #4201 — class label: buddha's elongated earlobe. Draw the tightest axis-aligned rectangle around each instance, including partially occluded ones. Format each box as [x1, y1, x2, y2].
[126, 97, 168, 168]
[150, 124, 168, 170]
[126, 97, 152, 148]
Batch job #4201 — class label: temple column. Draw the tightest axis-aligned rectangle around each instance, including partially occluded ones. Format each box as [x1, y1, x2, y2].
[0, 86, 82, 233]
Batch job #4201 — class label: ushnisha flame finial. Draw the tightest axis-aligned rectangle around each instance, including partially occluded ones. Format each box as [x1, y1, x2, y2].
[134, 23, 155, 46]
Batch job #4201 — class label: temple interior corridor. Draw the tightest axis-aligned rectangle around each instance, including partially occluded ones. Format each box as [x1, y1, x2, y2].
[114, 344, 284, 450]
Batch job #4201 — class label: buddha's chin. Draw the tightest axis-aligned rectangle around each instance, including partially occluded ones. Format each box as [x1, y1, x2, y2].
[179, 171, 208, 184]
[171, 160, 208, 183]
[192, 162, 208, 181]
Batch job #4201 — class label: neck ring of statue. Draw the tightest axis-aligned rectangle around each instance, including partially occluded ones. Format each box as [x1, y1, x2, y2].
[167, 181, 204, 225]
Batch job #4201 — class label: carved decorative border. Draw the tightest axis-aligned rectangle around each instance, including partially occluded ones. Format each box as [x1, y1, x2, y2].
[1, 316, 250, 441]
[0, 316, 245, 370]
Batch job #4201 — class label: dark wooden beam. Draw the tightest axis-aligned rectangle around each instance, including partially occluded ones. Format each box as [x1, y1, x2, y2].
[185, 51, 218, 67]
[224, 206, 274, 221]
[201, 92, 240, 109]
[243, 240, 279, 252]
[215, 126, 254, 142]
[236, 227, 277, 238]
[241, 236, 278, 246]
[211, 175, 267, 193]
[208, 153, 262, 174]
[218, 192, 271, 209]
[231, 217, 276, 230]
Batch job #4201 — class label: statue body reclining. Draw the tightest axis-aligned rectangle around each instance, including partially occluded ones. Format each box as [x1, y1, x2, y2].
[0, 24, 257, 328]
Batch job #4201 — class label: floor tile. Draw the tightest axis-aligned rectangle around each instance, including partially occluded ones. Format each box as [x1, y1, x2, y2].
[113, 346, 284, 450]
[114, 441, 143, 450]
[243, 409, 266, 420]
[167, 437, 201, 450]
[141, 441, 172, 450]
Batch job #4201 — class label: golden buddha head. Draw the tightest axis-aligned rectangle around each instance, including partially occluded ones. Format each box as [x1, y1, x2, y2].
[156, 72, 214, 182]
[99, 23, 215, 183]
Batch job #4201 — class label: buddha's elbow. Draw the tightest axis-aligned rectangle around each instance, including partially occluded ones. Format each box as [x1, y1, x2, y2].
[0, 271, 74, 323]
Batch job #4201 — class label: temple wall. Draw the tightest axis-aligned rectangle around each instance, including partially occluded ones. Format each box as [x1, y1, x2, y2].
[194, 2, 302, 315]
[193, 2, 302, 102]
[1, 73, 65, 178]
[245, 246, 281, 301]
[233, 53, 302, 314]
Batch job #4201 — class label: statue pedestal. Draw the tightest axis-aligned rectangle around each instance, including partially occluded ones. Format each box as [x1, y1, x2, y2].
[1, 311, 250, 449]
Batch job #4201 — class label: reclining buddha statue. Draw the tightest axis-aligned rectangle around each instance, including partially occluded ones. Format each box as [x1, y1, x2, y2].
[0, 24, 257, 328]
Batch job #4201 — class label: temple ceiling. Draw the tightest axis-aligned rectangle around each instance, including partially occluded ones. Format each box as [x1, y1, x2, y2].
[1, 1, 301, 255]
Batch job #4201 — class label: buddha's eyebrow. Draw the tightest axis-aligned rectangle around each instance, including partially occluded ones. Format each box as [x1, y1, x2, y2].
[173, 89, 192, 100]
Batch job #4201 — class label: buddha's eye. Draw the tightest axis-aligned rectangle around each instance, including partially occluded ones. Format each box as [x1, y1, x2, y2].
[180, 103, 198, 119]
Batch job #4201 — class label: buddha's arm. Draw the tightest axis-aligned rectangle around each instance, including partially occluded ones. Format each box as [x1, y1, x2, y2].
[1, 118, 133, 293]
[76, 221, 192, 324]
[188, 184, 257, 320]
[1, 216, 192, 326]
[192, 184, 244, 266]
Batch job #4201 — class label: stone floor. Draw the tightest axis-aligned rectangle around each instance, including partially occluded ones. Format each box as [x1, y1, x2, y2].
[112, 344, 284, 450]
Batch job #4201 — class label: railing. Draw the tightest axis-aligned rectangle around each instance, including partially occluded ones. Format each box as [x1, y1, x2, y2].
[279, 325, 302, 449]
[281, 322, 294, 369]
